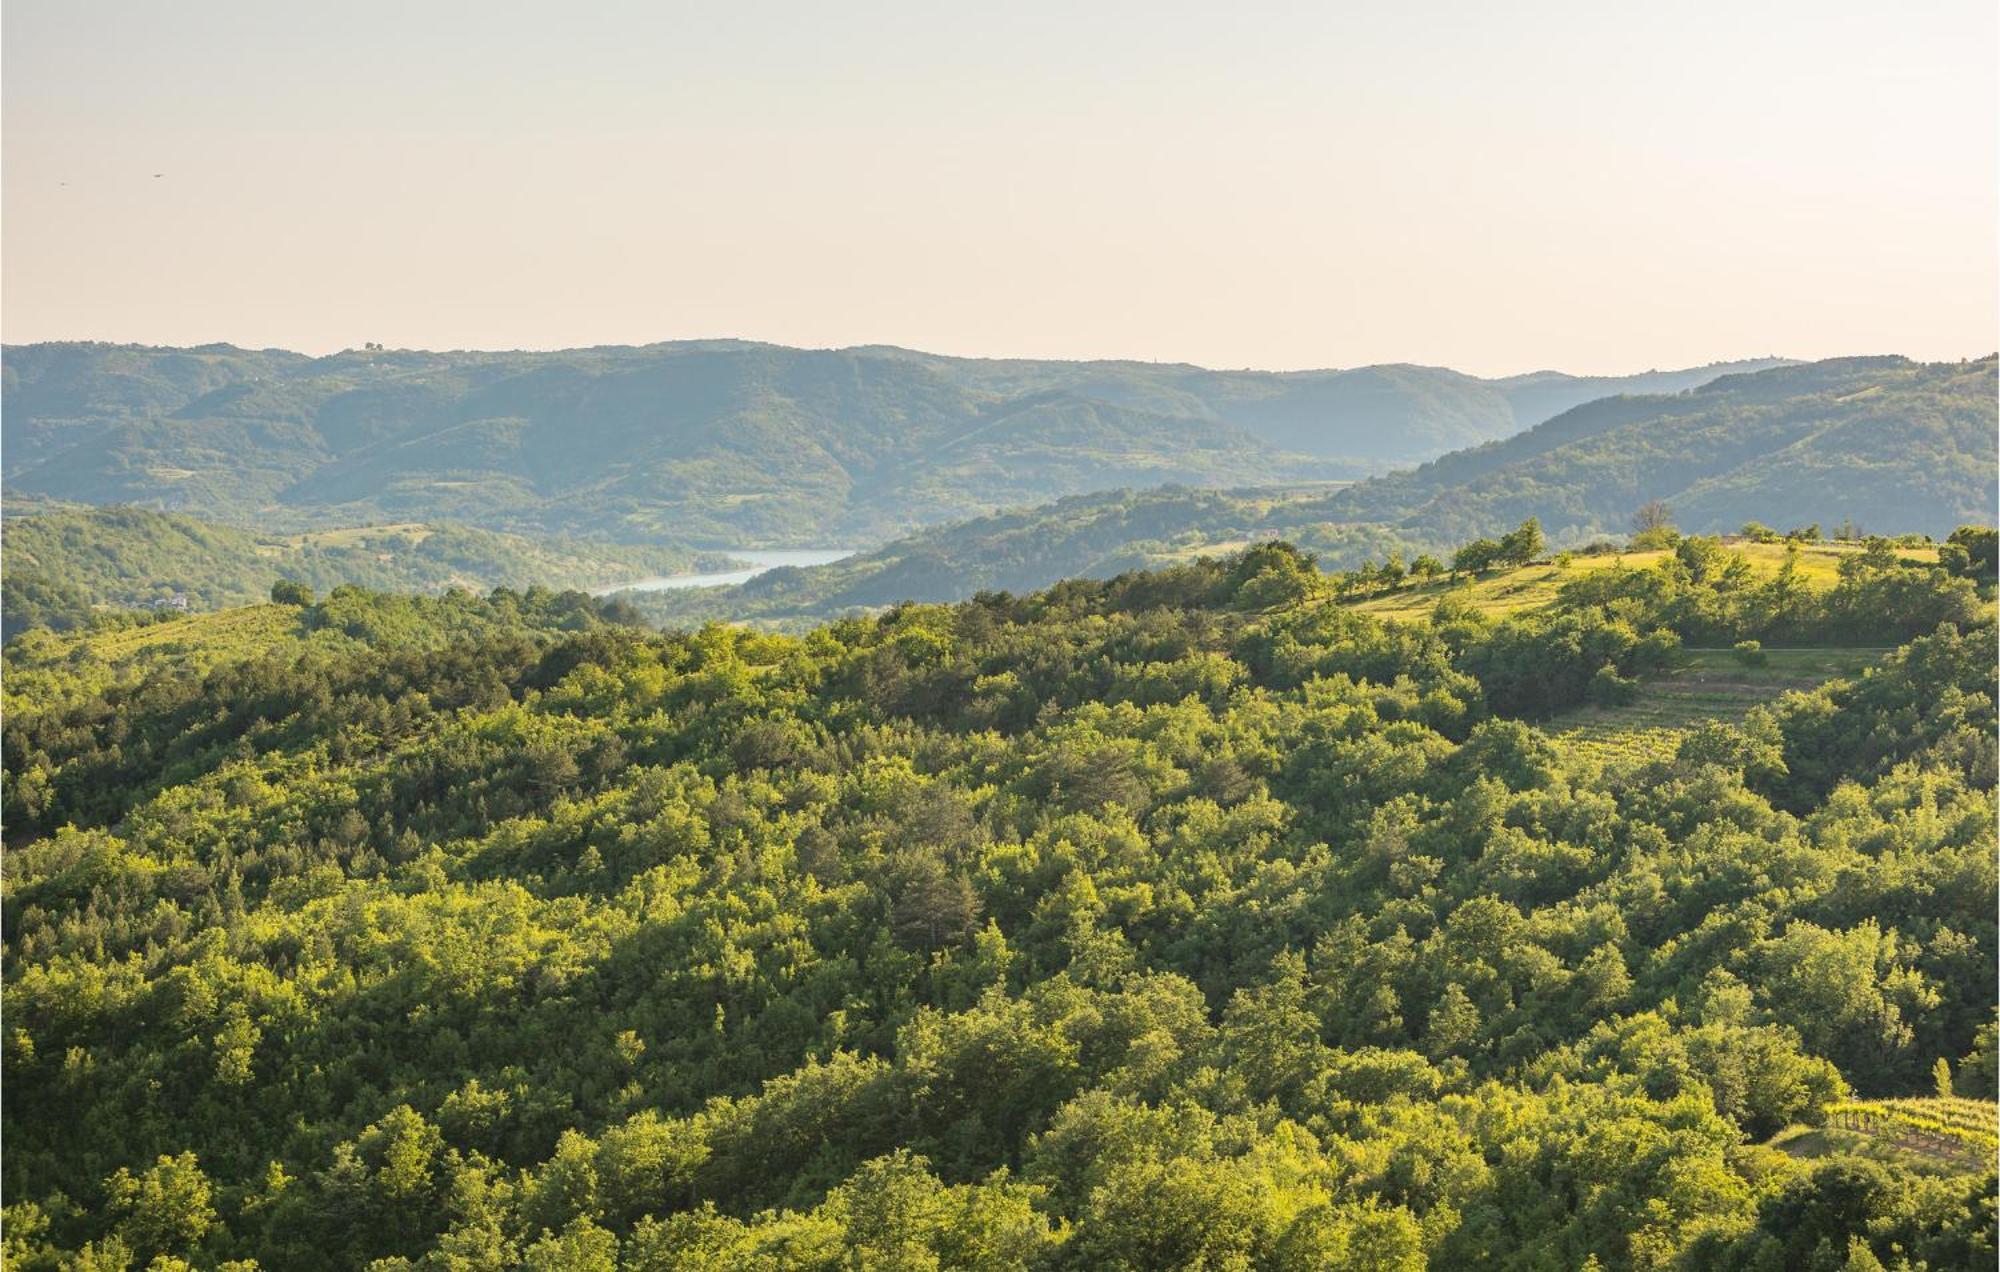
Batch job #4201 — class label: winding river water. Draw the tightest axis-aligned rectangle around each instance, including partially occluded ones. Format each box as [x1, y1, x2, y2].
[594, 548, 855, 595]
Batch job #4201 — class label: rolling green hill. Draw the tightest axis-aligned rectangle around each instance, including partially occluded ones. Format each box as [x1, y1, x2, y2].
[3, 536, 1992, 1268]
[875, 347, 1787, 459]
[1325, 355, 1998, 543]
[0, 505, 721, 639]
[619, 484, 1413, 628]
[619, 355, 1996, 626]
[0, 341, 1781, 546]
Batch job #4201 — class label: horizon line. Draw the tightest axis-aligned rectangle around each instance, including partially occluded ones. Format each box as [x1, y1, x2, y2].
[0, 333, 1861, 384]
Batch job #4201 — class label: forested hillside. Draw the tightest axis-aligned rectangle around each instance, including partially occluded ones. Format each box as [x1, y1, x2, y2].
[0, 342, 1776, 545]
[870, 347, 1787, 459]
[4, 530, 1993, 1269]
[0, 506, 721, 640]
[622, 355, 1998, 627]
[1328, 355, 1998, 543]
[619, 486, 1402, 629]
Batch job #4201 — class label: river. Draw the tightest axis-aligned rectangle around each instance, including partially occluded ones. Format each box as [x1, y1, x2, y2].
[594, 548, 855, 595]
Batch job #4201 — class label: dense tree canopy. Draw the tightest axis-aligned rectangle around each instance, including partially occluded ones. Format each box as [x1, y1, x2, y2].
[2, 534, 1994, 1268]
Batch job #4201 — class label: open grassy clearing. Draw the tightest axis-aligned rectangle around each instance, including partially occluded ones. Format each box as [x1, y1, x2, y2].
[1349, 551, 1651, 620]
[1345, 541, 1941, 622]
[1157, 537, 1259, 563]
[285, 522, 435, 549]
[1549, 647, 1886, 768]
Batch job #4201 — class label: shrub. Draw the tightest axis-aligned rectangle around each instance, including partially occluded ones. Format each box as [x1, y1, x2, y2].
[269, 579, 315, 606]
[1589, 663, 1639, 705]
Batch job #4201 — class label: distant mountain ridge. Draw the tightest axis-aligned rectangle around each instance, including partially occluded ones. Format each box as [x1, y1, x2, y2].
[0, 340, 1785, 545]
[842, 345, 1790, 459]
[617, 353, 1997, 627]
[1324, 354, 1998, 543]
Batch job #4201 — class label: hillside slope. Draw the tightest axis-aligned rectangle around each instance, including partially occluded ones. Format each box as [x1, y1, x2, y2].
[617, 354, 1994, 625]
[621, 485, 1404, 627]
[1326, 355, 1998, 542]
[1, 341, 1778, 545]
[0, 505, 714, 637]
[875, 346, 1788, 457]
[3, 544, 1992, 1268]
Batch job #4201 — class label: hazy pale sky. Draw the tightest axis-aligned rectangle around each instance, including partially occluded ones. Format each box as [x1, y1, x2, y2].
[3, 0, 1994, 375]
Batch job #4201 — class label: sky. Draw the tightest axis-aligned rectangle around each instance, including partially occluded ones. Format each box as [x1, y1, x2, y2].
[3, 0, 1994, 376]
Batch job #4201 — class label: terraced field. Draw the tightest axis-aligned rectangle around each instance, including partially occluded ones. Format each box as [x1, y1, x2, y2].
[1548, 647, 1886, 768]
[1772, 1099, 1998, 1174]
